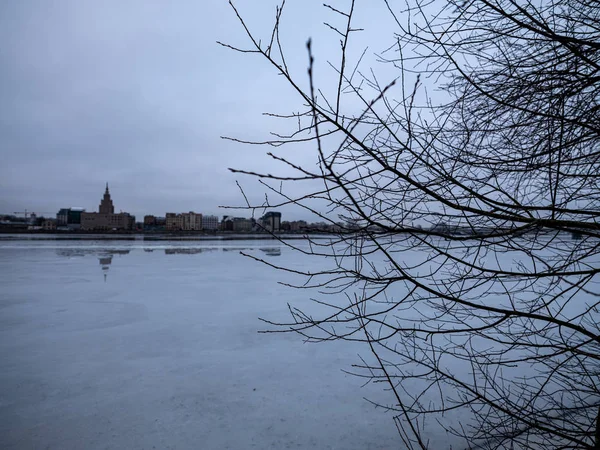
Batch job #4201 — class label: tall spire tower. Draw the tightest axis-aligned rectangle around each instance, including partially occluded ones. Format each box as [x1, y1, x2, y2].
[99, 183, 115, 214]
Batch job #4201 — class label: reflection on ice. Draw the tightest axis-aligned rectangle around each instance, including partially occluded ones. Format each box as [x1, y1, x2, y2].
[98, 255, 112, 282]
[56, 248, 87, 258]
[98, 256, 112, 265]
[55, 248, 131, 281]
[49, 244, 282, 281]
[56, 248, 131, 258]
[164, 248, 218, 255]
[260, 247, 281, 256]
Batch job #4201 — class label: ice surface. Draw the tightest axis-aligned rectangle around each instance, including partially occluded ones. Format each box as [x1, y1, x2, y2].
[0, 239, 417, 450]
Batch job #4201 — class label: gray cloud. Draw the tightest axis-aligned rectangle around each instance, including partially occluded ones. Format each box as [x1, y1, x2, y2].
[0, 0, 398, 222]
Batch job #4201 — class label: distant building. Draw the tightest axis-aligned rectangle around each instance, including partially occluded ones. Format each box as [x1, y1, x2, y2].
[56, 207, 86, 229]
[289, 220, 307, 232]
[202, 215, 219, 231]
[166, 214, 179, 230]
[311, 221, 332, 232]
[221, 216, 234, 231]
[232, 217, 252, 232]
[220, 216, 252, 232]
[165, 212, 203, 231]
[99, 185, 114, 214]
[42, 219, 57, 231]
[143, 215, 166, 231]
[182, 212, 202, 231]
[281, 220, 309, 232]
[81, 212, 135, 231]
[165, 213, 180, 230]
[80, 184, 135, 231]
[144, 215, 157, 226]
[259, 211, 282, 232]
[0, 221, 28, 231]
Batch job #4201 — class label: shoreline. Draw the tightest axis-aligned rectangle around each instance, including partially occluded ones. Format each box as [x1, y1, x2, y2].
[0, 232, 333, 241]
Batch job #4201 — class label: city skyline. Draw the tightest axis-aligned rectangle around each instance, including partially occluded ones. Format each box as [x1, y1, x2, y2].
[2, 182, 283, 222]
[2, 184, 323, 232]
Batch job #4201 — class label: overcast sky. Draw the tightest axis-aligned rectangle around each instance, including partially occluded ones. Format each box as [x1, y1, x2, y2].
[0, 1, 399, 221]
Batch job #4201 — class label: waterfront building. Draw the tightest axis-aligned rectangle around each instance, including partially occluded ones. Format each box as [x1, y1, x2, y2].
[99, 185, 114, 214]
[165, 212, 203, 231]
[259, 211, 282, 232]
[232, 217, 252, 232]
[56, 207, 86, 229]
[144, 215, 157, 226]
[80, 184, 135, 231]
[202, 215, 219, 231]
[42, 219, 57, 231]
[221, 216, 234, 231]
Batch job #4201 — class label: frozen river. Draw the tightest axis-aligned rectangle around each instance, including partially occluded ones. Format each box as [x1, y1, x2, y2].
[0, 237, 402, 450]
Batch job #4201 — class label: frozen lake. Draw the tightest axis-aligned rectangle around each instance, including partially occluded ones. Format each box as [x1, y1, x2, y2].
[0, 238, 404, 450]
